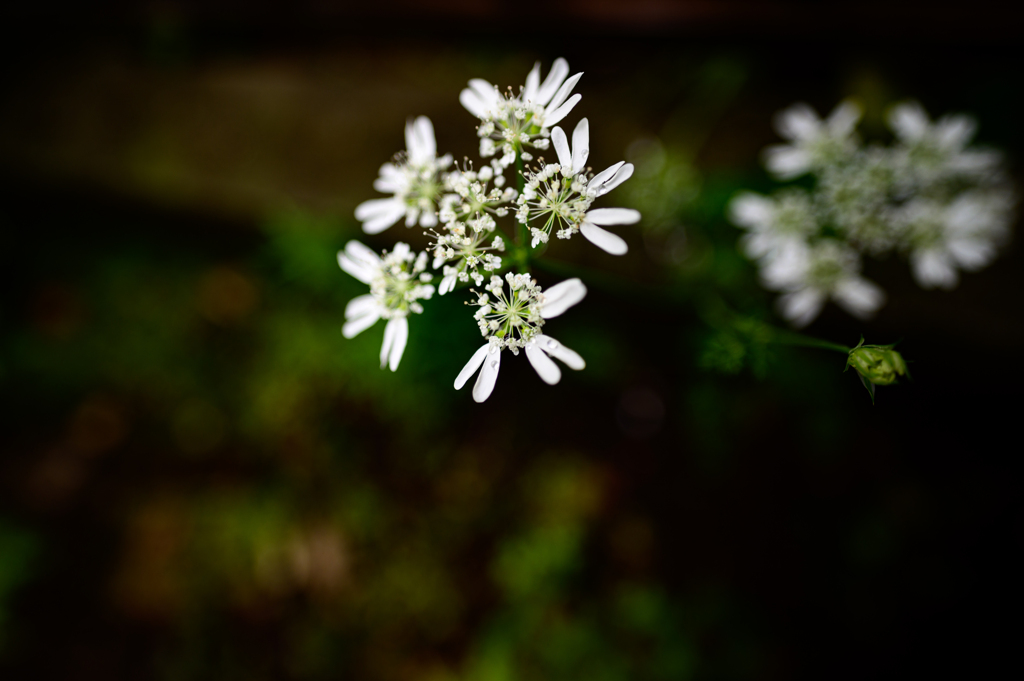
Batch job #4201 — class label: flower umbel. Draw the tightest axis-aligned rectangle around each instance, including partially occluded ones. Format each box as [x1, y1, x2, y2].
[516, 118, 639, 254]
[460, 58, 583, 168]
[455, 275, 587, 402]
[337, 241, 434, 371]
[355, 116, 453, 234]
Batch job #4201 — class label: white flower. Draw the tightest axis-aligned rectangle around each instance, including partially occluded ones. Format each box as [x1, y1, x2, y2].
[355, 116, 453, 234]
[337, 241, 435, 371]
[762, 99, 862, 179]
[728, 189, 819, 261]
[887, 101, 1003, 188]
[895, 192, 1013, 289]
[817, 146, 897, 254]
[516, 118, 640, 254]
[761, 240, 885, 327]
[459, 58, 583, 167]
[454, 277, 587, 402]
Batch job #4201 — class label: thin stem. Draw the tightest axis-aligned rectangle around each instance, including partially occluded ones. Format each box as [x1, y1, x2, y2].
[767, 329, 850, 353]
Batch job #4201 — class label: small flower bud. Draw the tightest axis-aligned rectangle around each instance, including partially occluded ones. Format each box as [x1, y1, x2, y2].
[846, 338, 909, 402]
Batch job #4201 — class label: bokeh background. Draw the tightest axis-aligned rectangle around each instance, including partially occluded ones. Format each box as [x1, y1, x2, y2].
[1, 3, 1022, 680]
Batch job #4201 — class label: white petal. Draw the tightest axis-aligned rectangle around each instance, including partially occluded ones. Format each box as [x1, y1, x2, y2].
[762, 146, 812, 179]
[439, 273, 458, 295]
[544, 93, 581, 128]
[948, 238, 993, 270]
[774, 103, 821, 141]
[406, 116, 436, 165]
[912, 251, 958, 289]
[936, 115, 976, 150]
[552, 126, 572, 168]
[356, 199, 406, 234]
[728, 192, 774, 229]
[535, 334, 585, 370]
[540, 278, 587, 318]
[834, 278, 885, 319]
[342, 303, 380, 339]
[472, 346, 501, 403]
[382, 317, 408, 371]
[526, 343, 561, 385]
[536, 58, 569, 106]
[586, 207, 640, 226]
[778, 289, 824, 328]
[373, 163, 405, 192]
[827, 99, 862, 136]
[454, 344, 489, 390]
[468, 79, 499, 108]
[547, 72, 582, 114]
[571, 118, 589, 174]
[887, 101, 929, 142]
[459, 89, 489, 119]
[523, 62, 541, 103]
[345, 294, 378, 319]
[590, 161, 624, 188]
[338, 241, 381, 284]
[580, 222, 628, 255]
[590, 162, 633, 196]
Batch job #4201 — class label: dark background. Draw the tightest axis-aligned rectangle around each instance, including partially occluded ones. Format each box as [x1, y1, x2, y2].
[1, 3, 1022, 680]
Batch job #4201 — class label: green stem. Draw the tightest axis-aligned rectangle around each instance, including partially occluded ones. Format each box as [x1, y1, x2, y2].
[768, 329, 850, 354]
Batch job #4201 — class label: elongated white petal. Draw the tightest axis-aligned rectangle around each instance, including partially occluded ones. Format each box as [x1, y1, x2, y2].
[887, 102, 929, 142]
[571, 118, 589, 174]
[468, 79, 499, 109]
[536, 58, 569, 105]
[345, 294, 378, 319]
[834, 278, 885, 319]
[589, 161, 624, 189]
[544, 93, 581, 128]
[342, 307, 380, 339]
[523, 62, 541, 103]
[373, 163, 405, 192]
[551, 126, 572, 168]
[580, 222, 628, 255]
[774, 103, 821, 142]
[454, 344, 489, 390]
[383, 317, 408, 371]
[526, 343, 561, 385]
[460, 89, 489, 119]
[728, 192, 774, 229]
[439, 273, 458, 295]
[472, 347, 501, 402]
[586, 207, 640, 226]
[762, 145, 812, 179]
[380, 317, 396, 369]
[547, 72, 582, 114]
[590, 162, 634, 196]
[406, 116, 436, 166]
[357, 199, 407, 234]
[778, 289, 824, 328]
[827, 99, 862, 136]
[540, 278, 587, 318]
[912, 251, 958, 289]
[338, 241, 382, 283]
[536, 334, 585, 370]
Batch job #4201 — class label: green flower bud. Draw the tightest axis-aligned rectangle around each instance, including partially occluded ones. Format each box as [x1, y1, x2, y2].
[845, 338, 908, 402]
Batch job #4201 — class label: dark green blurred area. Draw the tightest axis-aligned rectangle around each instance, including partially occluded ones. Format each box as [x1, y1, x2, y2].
[1, 6, 1023, 681]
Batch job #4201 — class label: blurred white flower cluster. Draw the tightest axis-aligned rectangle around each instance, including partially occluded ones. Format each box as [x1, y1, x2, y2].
[339, 59, 641, 401]
[730, 99, 1015, 327]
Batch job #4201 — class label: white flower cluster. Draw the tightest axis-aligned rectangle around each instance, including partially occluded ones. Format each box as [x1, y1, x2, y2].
[516, 118, 640, 255]
[730, 99, 1015, 327]
[338, 241, 434, 371]
[460, 58, 582, 168]
[339, 59, 642, 400]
